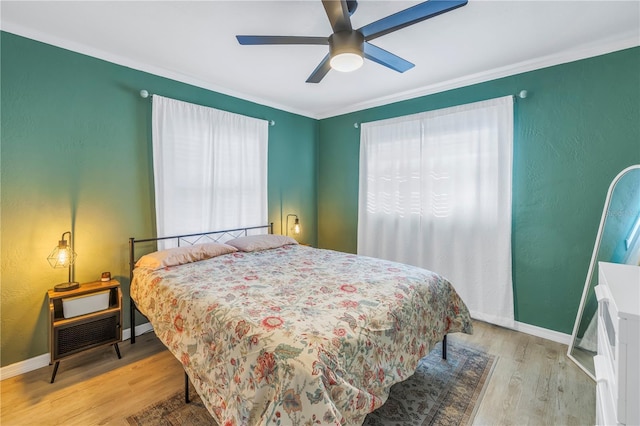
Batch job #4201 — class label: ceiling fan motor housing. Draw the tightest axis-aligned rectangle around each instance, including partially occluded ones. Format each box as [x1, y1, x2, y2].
[329, 31, 364, 58]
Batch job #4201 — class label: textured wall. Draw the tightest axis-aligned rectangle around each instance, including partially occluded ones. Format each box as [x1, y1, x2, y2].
[317, 47, 640, 334]
[2, 31, 638, 368]
[0, 32, 318, 367]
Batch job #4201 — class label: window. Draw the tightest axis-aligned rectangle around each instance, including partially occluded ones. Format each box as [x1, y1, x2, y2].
[152, 96, 268, 247]
[358, 96, 514, 327]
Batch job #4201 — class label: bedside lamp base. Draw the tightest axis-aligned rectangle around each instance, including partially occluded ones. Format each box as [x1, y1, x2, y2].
[54, 282, 80, 292]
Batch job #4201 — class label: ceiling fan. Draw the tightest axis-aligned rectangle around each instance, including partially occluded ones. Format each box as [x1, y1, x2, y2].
[236, 0, 468, 83]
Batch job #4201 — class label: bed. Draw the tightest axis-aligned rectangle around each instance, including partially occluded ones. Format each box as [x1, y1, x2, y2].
[129, 226, 473, 425]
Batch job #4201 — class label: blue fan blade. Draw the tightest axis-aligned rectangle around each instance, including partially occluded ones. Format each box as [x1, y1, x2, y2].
[237, 35, 328, 45]
[359, 0, 468, 41]
[364, 42, 414, 73]
[306, 54, 332, 83]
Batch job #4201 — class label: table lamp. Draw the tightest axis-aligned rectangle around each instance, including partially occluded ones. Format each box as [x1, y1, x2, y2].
[47, 231, 79, 291]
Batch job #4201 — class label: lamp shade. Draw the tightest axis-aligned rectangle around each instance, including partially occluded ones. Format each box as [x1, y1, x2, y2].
[47, 236, 76, 268]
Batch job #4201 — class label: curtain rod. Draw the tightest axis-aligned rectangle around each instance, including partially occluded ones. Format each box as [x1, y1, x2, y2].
[353, 90, 528, 129]
[139, 90, 276, 126]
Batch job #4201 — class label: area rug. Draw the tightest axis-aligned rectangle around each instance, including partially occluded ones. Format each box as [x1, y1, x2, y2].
[126, 340, 495, 426]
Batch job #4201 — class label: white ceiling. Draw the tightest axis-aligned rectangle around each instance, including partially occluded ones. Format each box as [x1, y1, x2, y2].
[1, 1, 639, 119]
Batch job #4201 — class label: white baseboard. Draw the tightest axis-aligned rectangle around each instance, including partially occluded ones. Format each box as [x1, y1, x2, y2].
[1, 320, 570, 381]
[513, 321, 572, 345]
[0, 322, 154, 381]
[0, 353, 51, 382]
[123, 322, 154, 341]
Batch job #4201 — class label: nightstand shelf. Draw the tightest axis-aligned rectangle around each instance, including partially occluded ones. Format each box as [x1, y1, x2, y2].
[48, 279, 123, 383]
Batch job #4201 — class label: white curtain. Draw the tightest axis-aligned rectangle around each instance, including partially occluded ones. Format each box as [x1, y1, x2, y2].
[358, 96, 514, 328]
[152, 95, 268, 247]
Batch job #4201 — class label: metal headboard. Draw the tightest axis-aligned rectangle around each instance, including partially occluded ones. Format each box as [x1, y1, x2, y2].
[128, 223, 273, 343]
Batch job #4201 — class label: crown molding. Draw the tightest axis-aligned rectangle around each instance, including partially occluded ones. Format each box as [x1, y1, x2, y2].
[2, 22, 638, 121]
[316, 32, 640, 119]
[0, 22, 316, 119]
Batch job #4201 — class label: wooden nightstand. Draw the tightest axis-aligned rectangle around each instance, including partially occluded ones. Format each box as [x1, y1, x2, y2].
[47, 279, 123, 383]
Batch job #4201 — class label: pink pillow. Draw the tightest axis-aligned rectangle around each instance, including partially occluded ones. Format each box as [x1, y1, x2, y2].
[226, 234, 298, 252]
[135, 242, 237, 270]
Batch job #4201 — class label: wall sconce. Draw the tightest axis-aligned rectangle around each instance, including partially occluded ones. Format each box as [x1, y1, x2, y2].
[47, 231, 79, 292]
[286, 214, 301, 237]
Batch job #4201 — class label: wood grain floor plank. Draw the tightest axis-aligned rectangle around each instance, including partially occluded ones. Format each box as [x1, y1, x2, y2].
[455, 322, 594, 426]
[1, 322, 595, 425]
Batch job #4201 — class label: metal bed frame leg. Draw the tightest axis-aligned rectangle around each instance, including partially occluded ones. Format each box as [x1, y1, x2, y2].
[185, 372, 190, 403]
[130, 299, 136, 344]
[129, 237, 136, 345]
[442, 335, 447, 360]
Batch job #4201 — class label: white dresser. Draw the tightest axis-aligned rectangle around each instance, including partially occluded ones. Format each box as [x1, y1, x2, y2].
[594, 262, 640, 426]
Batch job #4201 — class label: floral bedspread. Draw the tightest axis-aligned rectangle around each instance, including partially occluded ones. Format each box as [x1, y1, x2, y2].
[131, 245, 472, 426]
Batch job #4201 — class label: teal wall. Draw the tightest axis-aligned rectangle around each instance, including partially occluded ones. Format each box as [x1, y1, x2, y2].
[2, 29, 638, 368]
[0, 32, 318, 367]
[317, 47, 640, 334]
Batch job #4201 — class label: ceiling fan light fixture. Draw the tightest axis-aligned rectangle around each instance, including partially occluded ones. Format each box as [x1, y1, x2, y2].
[330, 52, 364, 72]
[328, 30, 364, 73]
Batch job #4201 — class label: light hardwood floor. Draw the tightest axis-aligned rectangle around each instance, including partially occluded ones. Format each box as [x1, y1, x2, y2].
[0, 321, 595, 425]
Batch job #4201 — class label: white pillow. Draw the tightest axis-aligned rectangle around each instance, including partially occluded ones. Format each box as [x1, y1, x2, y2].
[135, 242, 238, 270]
[225, 234, 298, 252]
